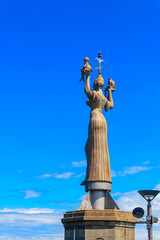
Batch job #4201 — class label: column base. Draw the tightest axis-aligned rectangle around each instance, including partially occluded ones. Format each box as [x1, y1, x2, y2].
[62, 209, 135, 240]
[77, 191, 119, 210]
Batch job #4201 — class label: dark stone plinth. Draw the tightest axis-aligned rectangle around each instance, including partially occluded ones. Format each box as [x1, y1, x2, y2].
[61, 210, 135, 240]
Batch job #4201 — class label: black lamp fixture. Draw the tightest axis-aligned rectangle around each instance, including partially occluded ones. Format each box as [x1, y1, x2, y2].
[138, 190, 160, 201]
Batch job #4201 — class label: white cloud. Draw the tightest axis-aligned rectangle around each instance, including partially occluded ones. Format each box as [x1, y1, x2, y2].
[0, 208, 63, 226]
[36, 172, 74, 179]
[0, 213, 58, 226]
[79, 194, 86, 201]
[0, 208, 55, 214]
[123, 166, 153, 175]
[54, 172, 74, 179]
[116, 190, 146, 212]
[111, 192, 122, 197]
[21, 190, 41, 199]
[155, 184, 160, 190]
[72, 160, 87, 167]
[111, 170, 119, 177]
[75, 172, 85, 178]
[112, 165, 154, 177]
[135, 227, 148, 240]
[0, 208, 64, 240]
[0, 233, 63, 240]
[143, 161, 150, 165]
[36, 174, 55, 179]
[135, 222, 160, 240]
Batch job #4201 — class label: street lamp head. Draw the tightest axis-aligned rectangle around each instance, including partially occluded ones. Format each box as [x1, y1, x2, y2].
[138, 190, 160, 201]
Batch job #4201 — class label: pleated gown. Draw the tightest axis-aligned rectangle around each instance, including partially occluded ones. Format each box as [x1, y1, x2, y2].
[85, 91, 112, 183]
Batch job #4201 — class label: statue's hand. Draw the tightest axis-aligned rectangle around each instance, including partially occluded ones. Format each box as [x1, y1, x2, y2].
[82, 68, 91, 76]
[110, 86, 116, 92]
[105, 86, 116, 93]
[106, 78, 116, 92]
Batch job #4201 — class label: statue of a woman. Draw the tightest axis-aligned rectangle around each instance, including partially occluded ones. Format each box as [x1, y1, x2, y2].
[81, 63, 115, 191]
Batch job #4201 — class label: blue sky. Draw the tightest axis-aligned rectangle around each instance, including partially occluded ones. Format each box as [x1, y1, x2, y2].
[0, 0, 160, 239]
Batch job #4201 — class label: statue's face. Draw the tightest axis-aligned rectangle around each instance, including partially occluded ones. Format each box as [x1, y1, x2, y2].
[93, 81, 98, 90]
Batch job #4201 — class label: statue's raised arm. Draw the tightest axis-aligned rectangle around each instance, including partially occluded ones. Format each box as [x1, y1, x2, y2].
[104, 78, 115, 111]
[80, 53, 115, 113]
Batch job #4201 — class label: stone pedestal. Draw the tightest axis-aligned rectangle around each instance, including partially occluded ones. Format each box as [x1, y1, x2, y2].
[62, 210, 135, 240]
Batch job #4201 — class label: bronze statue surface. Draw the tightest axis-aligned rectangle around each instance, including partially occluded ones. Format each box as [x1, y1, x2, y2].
[80, 53, 115, 186]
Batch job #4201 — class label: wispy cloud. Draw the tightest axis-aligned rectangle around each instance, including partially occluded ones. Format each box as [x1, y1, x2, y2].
[143, 161, 150, 165]
[111, 192, 122, 197]
[155, 183, 160, 190]
[116, 190, 145, 212]
[36, 173, 55, 179]
[0, 208, 54, 214]
[0, 208, 64, 240]
[123, 166, 153, 175]
[112, 165, 155, 177]
[72, 160, 87, 167]
[36, 172, 75, 179]
[79, 194, 86, 201]
[111, 170, 119, 177]
[0, 233, 64, 240]
[135, 226, 160, 240]
[75, 172, 85, 178]
[20, 190, 41, 199]
[54, 172, 74, 179]
[0, 208, 63, 226]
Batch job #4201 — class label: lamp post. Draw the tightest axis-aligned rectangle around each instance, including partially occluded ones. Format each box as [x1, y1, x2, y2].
[132, 190, 160, 240]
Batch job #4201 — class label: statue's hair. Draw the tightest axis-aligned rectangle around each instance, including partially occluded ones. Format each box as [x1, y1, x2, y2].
[95, 74, 104, 88]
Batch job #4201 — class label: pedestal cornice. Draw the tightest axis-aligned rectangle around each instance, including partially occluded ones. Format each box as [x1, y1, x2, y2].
[62, 209, 135, 224]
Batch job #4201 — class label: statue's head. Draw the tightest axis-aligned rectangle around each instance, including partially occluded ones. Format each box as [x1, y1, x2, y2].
[93, 74, 104, 90]
[84, 57, 89, 63]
